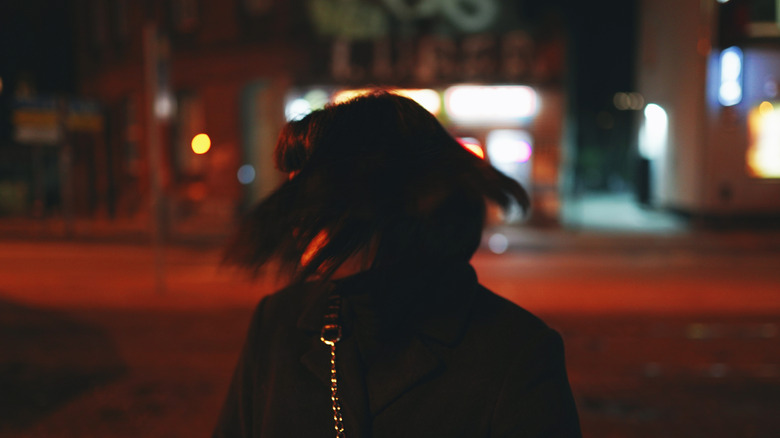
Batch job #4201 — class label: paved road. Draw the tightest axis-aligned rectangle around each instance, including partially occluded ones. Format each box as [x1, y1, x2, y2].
[1, 235, 778, 314]
[1, 236, 779, 437]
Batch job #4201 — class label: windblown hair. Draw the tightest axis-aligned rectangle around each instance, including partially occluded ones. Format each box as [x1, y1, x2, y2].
[224, 90, 529, 283]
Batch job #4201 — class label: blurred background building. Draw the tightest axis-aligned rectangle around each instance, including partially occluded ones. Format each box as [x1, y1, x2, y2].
[0, 0, 778, 241]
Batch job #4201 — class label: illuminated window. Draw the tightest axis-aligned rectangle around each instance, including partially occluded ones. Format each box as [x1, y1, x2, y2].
[444, 85, 537, 125]
[486, 130, 533, 164]
[485, 129, 532, 222]
[747, 101, 780, 178]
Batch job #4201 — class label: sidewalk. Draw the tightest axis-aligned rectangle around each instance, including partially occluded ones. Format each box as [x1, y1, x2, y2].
[485, 224, 780, 254]
[0, 216, 229, 246]
[5, 214, 780, 253]
[1, 232, 779, 437]
[2, 246, 779, 438]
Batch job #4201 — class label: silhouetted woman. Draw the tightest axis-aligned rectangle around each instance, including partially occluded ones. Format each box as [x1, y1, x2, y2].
[214, 91, 581, 437]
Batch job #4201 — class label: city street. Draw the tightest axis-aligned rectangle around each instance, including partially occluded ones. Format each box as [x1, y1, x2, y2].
[3, 0, 780, 436]
[1, 233, 780, 437]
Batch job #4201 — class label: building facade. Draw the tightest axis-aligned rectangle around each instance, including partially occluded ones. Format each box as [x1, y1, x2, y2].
[63, 0, 568, 239]
[636, 0, 780, 220]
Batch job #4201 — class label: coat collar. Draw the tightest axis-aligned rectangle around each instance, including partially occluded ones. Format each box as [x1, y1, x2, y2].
[297, 263, 479, 417]
[297, 262, 478, 343]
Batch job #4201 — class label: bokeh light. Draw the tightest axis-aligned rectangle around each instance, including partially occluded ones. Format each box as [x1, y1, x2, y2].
[191, 133, 211, 154]
[718, 46, 743, 107]
[486, 130, 533, 164]
[445, 85, 537, 124]
[747, 101, 780, 178]
[759, 100, 774, 116]
[237, 164, 256, 185]
[488, 233, 509, 254]
[285, 98, 312, 121]
[640, 103, 668, 159]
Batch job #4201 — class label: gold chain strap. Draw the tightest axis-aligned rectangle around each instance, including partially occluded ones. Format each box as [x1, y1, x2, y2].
[320, 293, 346, 438]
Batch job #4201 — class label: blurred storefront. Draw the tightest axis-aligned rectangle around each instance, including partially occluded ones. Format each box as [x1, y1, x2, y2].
[280, 1, 568, 225]
[5, 0, 778, 240]
[1, 0, 566, 240]
[279, 84, 565, 226]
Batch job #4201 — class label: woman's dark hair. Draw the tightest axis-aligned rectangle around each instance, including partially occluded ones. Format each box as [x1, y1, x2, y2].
[224, 90, 529, 283]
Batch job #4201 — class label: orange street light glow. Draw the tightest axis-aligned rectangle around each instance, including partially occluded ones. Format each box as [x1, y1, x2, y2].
[457, 137, 485, 159]
[191, 133, 211, 154]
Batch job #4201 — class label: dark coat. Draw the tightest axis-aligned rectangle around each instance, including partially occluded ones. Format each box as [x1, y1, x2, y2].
[213, 263, 581, 437]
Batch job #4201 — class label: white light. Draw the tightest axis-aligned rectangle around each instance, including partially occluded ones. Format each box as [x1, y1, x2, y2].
[237, 164, 256, 184]
[154, 92, 175, 119]
[444, 85, 537, 124]
[285, 98, 312, 121]
[486, 129, 533, 164]
[644, 103, 668, 125]
[719, 46, 743, 107]
[304, 89, 330, 111]
[716, 0, 730, 3]
[488, 233, 509, 254]
[719, 82, 742, 105]
[640, 103, 668, 159]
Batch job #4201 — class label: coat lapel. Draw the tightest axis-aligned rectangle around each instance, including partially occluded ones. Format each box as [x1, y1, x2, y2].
[363, 334, 443, 415]
[298, 284, 372, 436]
[362, 264, 479, 415]
[298, 283, 334, 384]
[297, 264, 480, 422]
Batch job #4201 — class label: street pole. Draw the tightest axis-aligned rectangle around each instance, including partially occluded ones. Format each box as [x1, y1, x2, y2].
[58, 98, 75, 238]
[144, 22, 166, 295]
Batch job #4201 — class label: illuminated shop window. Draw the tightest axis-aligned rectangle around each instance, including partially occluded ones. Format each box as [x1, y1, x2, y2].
[747, 101, 780, 178]
[444, 85, 537, 125]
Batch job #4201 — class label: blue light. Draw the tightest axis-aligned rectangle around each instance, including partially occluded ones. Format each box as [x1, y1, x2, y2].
[719, 46, 743, 107]
[237, 164, 256, 185]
